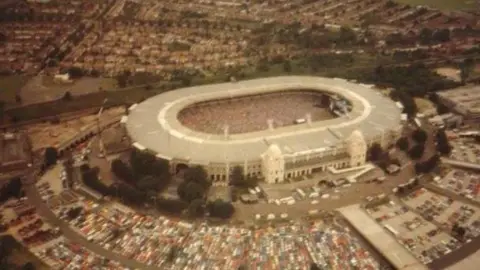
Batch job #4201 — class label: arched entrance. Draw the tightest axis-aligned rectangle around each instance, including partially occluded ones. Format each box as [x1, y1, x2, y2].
[176, 163, 189, 175]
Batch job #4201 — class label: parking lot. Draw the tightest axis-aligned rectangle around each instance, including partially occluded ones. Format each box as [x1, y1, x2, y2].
[402, 188, 480, 241]
[449, 138, 480, 164]
[39, 186, 386, 270]
[365, 198, 458, 265]
[33, 237, 128, 270]
[434, 169, 480, 202]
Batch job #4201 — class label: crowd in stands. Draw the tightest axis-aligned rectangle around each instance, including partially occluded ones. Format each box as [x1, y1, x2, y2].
[178, 91, 334, 134]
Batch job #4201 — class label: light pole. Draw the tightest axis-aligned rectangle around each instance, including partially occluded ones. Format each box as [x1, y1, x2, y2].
[96, 98, 108, 158]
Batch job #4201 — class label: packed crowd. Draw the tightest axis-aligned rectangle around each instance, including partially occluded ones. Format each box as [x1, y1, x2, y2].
[178, 91, 334, 134]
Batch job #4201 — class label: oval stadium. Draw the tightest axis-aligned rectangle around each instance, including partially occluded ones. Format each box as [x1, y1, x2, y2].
[124, 76, 403, 185]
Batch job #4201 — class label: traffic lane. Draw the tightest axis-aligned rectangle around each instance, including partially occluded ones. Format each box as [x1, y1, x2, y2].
[24, 183, 161, 270]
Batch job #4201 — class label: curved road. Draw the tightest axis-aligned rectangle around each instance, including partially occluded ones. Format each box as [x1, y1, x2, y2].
[24, 178, 160, 270]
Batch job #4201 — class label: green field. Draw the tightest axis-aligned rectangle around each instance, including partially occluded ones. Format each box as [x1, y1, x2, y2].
[395, 0, 478, 11]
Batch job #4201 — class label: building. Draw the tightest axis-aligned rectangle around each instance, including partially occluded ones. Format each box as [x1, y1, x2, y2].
[0, 132, 31, 172]
[125, 76, 403, 186]
[437, 85, 480, 123]
[428, 113, 463, 128]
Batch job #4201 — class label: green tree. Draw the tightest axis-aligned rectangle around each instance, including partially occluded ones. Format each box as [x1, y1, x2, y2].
[367, 143, 383, 161]
[419, 28, 433, 45]
[187, 199, 204, 218]
[62, 91, 72, 101]
[396, 137, 409, 151]
[412, 129, 427, 144]
[184, 166, 210, 188]
[283, 60, 292, 73]
[207, 199, 235, 219]
[409, 144, 425, 160]
[178, 181, 205, 202]
[460, 58, 475, 84]
[436, 129, 452, 155]
[44, 147, 58, 167]
[136, 175, 159, 191]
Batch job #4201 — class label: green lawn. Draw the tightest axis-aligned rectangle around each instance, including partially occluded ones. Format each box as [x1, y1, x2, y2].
[395, 0, 478, 11]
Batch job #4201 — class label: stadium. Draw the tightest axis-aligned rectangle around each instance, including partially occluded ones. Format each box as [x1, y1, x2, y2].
[124, 76, 403, 185]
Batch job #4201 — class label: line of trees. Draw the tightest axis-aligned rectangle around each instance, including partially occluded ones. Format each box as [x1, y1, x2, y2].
[414, 155, 440, 174]
[408, 129, 427, 160]
[111, 149, 171, 193]
[436, 129, 452, 156]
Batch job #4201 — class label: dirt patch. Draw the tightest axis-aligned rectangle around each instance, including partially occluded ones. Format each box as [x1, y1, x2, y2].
[436, 67, 461, 82]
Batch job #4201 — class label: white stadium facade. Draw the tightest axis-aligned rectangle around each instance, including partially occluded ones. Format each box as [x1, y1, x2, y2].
[124, 76, 403, 185]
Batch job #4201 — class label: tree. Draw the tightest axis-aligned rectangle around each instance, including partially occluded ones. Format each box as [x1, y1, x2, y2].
[414, 154, 439, 174]
[419, 28, 433, 45]
[368, 143, 383, 161]
[436, 129, 452, 155]
[432, 28, 450, 43]
[15, 94, 22, 104]
[187, 199, 204, 218]
[184, 166, 210, 188]
[283, 60, 292, 73]
[337, 26, 356, 45]
[156, 197, 188, 214]
[66, 207, 82, 220]
[21, 262, 36, 270]
[460, 58, 475, 84]
[67, 67, 84, 78]
[0, 101, 5, 121]
[396, 137, 409, 151]
[0, 177, 23, 202]
[116, 72, 129, 88]
[412, 129, 427, 144]
[111, 159, 134, 183]
[409, 144, 425, 159]
[44, 147, 58, 167]
[230, 166, 244, 187]
[130, 149, 169, 176]
[207, 199, 235, 219]
[62, 91, 72, 101]
[136, 175, 159, 191]
[178, 181, 205, 202]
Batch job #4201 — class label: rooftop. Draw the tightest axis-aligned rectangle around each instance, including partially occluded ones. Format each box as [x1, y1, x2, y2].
[437, 85, 480, 115]
[125, 76, 402, 164]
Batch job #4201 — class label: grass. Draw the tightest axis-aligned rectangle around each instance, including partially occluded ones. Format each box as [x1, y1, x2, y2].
[395, 0, 478, 11]
[0, 75, 31, 105]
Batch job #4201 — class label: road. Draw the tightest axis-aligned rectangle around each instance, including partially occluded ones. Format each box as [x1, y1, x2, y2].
[23, 179, 160, 270]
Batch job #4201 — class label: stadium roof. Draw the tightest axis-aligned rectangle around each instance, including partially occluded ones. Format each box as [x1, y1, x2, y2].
[125, 76, 402, 164]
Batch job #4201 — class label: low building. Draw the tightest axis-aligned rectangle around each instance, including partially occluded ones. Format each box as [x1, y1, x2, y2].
[0, 132, 31, 172]
[437, 86, 480, 123]
[428, 113, 463, 128]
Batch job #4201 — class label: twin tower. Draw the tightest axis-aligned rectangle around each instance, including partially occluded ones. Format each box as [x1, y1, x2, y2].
[261, 130, 367, 184]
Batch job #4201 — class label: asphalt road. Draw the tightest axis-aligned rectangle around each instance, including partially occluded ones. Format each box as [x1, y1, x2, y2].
[23, 181, 160, 270]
